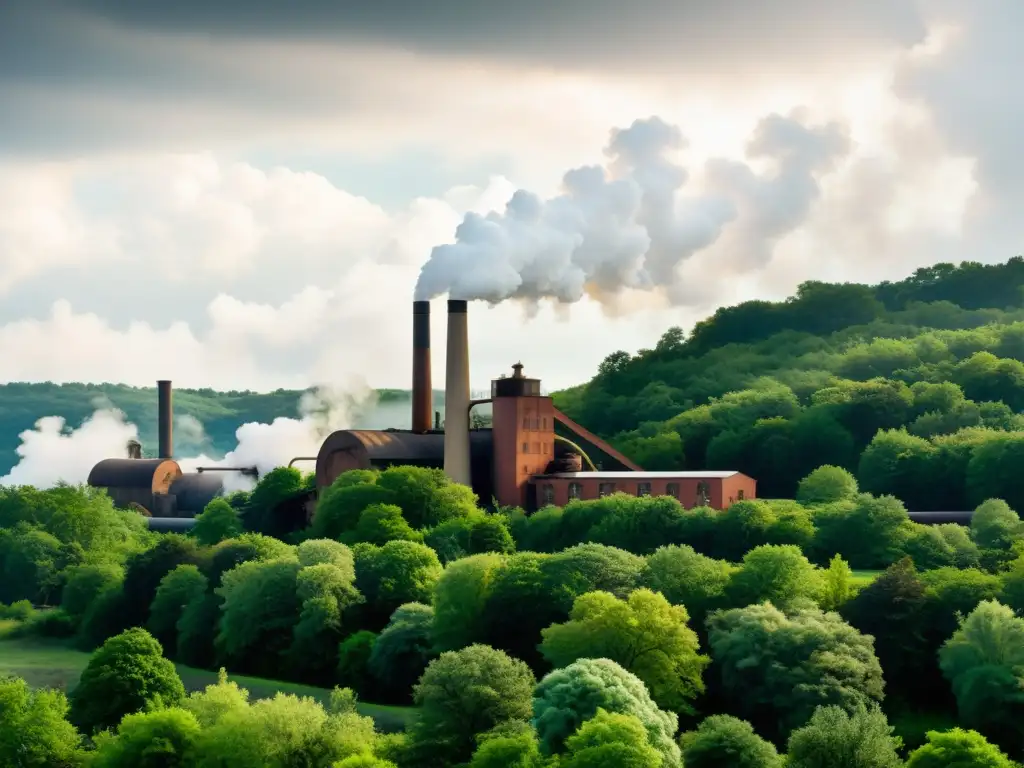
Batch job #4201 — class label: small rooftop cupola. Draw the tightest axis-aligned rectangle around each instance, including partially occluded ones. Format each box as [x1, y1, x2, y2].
[492, 362, 542, 398]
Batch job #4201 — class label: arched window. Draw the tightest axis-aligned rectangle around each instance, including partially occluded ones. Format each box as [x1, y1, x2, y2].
[542, 484, 555, 505]
[569, 482, 582, 500]
[666, 482, 680, 499]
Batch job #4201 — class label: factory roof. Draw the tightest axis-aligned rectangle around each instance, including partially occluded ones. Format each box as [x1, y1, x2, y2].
[316, 428, 494, 490]
[88, 458, 182, 492]
[318, 428, 492, 466]
[537, 470, 743, 480]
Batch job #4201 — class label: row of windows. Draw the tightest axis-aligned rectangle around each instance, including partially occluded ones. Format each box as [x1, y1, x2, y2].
[522, 416, 549, 430]
[540, 481, 745, 505]
[521, 442, 549, 455]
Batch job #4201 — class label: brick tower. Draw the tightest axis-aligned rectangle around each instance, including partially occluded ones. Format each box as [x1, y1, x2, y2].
[490, 363, 555, 509]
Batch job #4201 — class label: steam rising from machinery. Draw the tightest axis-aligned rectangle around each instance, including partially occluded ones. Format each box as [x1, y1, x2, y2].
[0, 411, 140, 488]
[415, 113, 850, 307]
[0, 381, 377, 492]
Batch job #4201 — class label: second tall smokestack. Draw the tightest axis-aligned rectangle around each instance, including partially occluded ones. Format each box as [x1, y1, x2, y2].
[443, 300, 472, 487]
[157, 380, 173, 459]
[412, 301, 432, 433]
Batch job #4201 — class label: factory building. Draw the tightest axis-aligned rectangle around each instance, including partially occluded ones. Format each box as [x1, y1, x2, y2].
[533, 471, 756, 509]
[313, 299, 755, 512]
[83, 299, 967, 528]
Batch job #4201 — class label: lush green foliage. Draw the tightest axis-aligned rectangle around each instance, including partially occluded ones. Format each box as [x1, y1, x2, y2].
[9, 467, 1024, 763]
[68, 627, 185, 734]
[0, 675, 83, 767]
[556, 258, 1024, 509]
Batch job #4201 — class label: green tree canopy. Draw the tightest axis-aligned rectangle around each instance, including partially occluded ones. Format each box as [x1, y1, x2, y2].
[368, 602, 435, 703]
[971, 499, 1021, 550]
[640, 544, 733, 624]
[191, 498, 243, 546]
[410, 644, 536, 765]
[708, 602, 884, 739]
[147, 563, 208, 656]
[560, 709, 664, 768]
[68, 627, 185, 735]
[89, 707, 201, 768]
[905, 728, 1016, 768]
[785, 705, 903, 768]
[0, 674, 83, 768]
[539, 588, 708, 713]
[679, 714, 783, 768]
[939, 600, 1024, 748]
[532, 658, 681, 767]
[797, 465, 860, 505]
[725, 544, 823, 609]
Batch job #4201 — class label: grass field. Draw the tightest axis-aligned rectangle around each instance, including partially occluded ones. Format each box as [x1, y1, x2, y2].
[851, 570, 883, 589]
[0, 637, 417, 733]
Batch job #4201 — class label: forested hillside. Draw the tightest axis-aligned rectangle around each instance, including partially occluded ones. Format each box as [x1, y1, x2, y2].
[555, 257, 1024, 510]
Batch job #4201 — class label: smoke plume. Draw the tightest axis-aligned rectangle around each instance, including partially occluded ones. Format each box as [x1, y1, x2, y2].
[177, 379, 376, 492]
[414, 112, 850, 306]
[0, 410, 138, 488]
[173, 414, 209, 455]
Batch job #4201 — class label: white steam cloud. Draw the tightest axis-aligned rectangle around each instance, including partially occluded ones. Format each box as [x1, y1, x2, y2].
[0, 380, 376, 494]
[177, 380, 376, 492]
[0, 410, 139, 488]
[414, 112, 850, 306]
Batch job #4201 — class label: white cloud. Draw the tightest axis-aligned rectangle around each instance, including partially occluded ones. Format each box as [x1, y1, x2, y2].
[0, 73, 986, 395]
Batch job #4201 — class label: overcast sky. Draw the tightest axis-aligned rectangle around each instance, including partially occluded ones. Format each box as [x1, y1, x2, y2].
[0, 0, 1018, 394]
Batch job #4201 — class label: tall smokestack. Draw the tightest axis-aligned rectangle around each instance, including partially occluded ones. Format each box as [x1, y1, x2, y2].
[412, 301, 432, 433]
[443, 300, 472, 486]
[157, 380, 173, 459]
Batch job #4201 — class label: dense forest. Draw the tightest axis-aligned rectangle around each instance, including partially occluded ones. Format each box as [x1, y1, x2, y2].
[556, 257, 1024, 511]
[4, 459, 1024, 765]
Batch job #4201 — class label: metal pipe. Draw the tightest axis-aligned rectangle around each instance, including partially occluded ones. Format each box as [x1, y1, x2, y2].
[412, 301, 433, 433]
[553, 435, 599, 471]
[443, 299, 472, 486]
[196, 466, 259, 479]
[288, 457, 317, 468]
[157, 380, 173, 459]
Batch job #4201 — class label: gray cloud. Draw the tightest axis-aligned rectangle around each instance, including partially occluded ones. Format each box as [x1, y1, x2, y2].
[27, 0, 924, 69]
[884, 1, 1024, 266]
[0, 0, 928, 157]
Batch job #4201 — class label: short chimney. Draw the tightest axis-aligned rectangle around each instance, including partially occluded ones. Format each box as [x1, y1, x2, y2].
[157, 380, 173, 459]
[443, 300, 472, 486]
